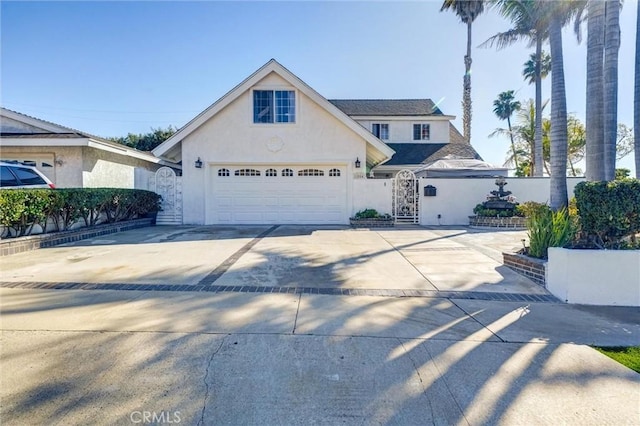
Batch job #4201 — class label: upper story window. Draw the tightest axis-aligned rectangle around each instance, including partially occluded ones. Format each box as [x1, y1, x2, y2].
[372, 123, 389, 140]
[253, 90, 296, 123]
[413, 124, 430, 141]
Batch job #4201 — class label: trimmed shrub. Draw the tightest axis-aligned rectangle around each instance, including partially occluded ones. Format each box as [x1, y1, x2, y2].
[353, 209, 391, 219]
[574, 180, 640, 249]
[515, 201, 550, 218]
[0, 188, 162, 238]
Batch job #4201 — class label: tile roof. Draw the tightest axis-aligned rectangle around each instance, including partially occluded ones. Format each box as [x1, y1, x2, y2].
[328, 99, 444, 116]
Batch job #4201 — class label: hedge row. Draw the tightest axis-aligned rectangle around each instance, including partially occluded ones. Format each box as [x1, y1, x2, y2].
[574, 180, 640, 249]
[0, 188, 161, 238]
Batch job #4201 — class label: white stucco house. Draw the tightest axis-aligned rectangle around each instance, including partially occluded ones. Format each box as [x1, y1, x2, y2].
[0, 107, 179, 189]
[152, 59, 493, 225]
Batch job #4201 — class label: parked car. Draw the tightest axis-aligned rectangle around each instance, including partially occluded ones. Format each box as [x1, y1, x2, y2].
[0, 161, 55, 189]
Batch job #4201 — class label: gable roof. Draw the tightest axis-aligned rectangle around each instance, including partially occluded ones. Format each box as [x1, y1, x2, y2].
[0, 108, 179, 167]
[152, 59, 395, 167]
[328, 99, 445, 116]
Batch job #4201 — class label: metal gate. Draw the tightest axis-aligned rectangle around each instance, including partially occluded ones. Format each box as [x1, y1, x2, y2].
[392, 169, 419, 224]
[150, 167, 182, 225]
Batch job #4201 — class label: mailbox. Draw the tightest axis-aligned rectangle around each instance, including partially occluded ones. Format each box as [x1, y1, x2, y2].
[424, 185, 437, 197]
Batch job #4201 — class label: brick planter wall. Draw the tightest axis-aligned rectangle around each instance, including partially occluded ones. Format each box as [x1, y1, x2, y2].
[0, 218, 153, 257]
[469, 216, 527, 229]
[503, 252, 546, 287]
[349, 218, 395, 228]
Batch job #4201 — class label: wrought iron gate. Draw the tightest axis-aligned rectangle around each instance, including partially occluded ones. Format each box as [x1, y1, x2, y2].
[392, 169, 419, 224]
[150, 167, 182, 225]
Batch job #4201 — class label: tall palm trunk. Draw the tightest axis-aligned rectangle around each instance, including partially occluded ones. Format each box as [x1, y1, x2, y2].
[603, 0, 620, 181]
[586, 0, 605, 181]
[463, 20, 473, 144]
[534, 37, 544, 176]
[506, 115, 519, 170]
[549, 14, 569, 210]
[636, 0, 640, 179]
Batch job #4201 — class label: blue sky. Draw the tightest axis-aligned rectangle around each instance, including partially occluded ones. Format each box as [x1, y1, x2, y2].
[1, 1, 637, 174]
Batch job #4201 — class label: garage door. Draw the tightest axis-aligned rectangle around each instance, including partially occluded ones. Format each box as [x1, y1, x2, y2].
[209, 165, 348, 224]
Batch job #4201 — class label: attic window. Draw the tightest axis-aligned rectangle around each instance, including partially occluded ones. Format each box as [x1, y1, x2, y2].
[413, 124, 430, 140]
[253, 90, 296, 123]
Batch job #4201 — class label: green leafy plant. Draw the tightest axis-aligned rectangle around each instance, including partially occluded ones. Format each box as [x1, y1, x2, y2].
[0, 188, 162, 238]
[574, 180, 640, 249]
[473, 204, 516, 217]
[353, 209, 391, 219]
[526, 208, 577, 259]
[515, 201, 550, 218]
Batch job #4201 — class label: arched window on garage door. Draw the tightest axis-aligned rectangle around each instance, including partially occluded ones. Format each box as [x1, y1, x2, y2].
[298, 169, 324, 176]
[265, 168, 277, 177]
[218, 168, 230, 177]
[235, 169, 261, 176]
[329, 168, 341, 177]
[282, 168, 293, 177]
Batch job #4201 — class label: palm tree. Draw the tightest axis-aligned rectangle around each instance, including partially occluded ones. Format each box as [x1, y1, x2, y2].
[523, 51, 551, 84]
[481, 0, 548, 177]
[636, 0, 640, 179]
[586, 0, 606, 181]
[441, 0, 485, 144]
[547, 7, 570, 210]
[493, 91, 521, 170]
[603, 0, 621, 181]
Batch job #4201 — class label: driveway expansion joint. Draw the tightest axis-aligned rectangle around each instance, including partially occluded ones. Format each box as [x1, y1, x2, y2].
[197, 225, 279, 286]
[0, 281, 561, 303]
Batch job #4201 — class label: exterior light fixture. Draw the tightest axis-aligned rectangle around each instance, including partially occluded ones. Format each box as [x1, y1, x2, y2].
[195, 157, 203, 168]
[355, 157, 361, 168]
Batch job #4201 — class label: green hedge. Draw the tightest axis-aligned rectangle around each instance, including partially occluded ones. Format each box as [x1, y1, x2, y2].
[0, 188, 161, 238]
[574, 179, 640, 249]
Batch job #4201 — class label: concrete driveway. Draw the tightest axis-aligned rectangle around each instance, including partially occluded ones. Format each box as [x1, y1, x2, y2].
[1, 225, 639, 425]
[0, 225, 544, 294]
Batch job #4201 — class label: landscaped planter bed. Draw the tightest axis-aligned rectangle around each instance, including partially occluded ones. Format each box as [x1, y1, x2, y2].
[0, 218, 154, 257]
[503, 252, 546, 287]
[469, 216, 526, 229]
[349, 217, 395, 228]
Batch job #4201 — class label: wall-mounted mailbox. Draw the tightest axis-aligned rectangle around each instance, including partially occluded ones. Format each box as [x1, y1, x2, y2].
[424, 185, 437, 197]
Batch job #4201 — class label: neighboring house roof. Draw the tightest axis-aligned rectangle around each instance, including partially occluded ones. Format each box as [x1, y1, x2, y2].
[384, 142, 482, 168]
[328, 99, 445, 116]
[0, 107, 180, 168]
[152, 59, 395, 167]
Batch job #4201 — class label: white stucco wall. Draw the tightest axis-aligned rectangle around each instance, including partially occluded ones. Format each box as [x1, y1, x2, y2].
[1, 146, 84, 187]
[352, 179, 393, 216]
[547, 248, 640, 306]
[419, 177, 585, 225]
[81, 147, 162, 189]
[181, 72, 368, 225]
[353, 119, 450, 143]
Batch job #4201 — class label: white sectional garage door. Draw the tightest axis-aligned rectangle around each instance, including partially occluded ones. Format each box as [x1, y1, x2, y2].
[209, 165, 348, 224]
